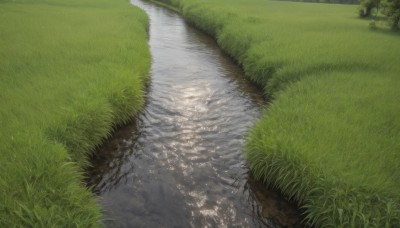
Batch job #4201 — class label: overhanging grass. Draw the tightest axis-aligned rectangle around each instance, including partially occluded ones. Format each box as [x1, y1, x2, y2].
[0, 0, 150, 225]
[152, 0, 400, 226]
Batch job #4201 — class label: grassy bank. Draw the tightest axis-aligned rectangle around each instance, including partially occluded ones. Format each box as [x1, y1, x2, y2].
[0, 0, 150, 225]
[152, 0, 400, 226]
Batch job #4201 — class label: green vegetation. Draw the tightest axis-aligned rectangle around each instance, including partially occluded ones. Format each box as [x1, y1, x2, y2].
[381, 0, 400, 29]
[152, 0, 400, 226]
[282, 0, 359, 5]
[359, 0, 400, 30]
[359, 0, 380, 17]
[0, 0, 150, 226]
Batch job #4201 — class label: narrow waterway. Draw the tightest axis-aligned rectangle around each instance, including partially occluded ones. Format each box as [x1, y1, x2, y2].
[86, 0, 301, 227]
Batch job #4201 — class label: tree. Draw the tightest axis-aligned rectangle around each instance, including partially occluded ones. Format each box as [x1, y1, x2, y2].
[359, 0, 381, 17]
[381, 0, 400, 30]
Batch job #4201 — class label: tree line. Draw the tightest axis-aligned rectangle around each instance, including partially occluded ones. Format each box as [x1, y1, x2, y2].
[359, 0, 400, 30]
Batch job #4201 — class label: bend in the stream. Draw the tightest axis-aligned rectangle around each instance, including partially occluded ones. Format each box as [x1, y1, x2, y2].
[86, 0, 301, 227]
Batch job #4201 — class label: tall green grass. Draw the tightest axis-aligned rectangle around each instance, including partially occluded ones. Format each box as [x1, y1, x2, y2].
[0, 0, 150, 225]
[152, 0, 400, 226]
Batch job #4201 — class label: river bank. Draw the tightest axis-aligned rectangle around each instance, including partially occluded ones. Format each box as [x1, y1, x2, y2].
[151, 0, 400, 226]
[0, 0, 150, 225]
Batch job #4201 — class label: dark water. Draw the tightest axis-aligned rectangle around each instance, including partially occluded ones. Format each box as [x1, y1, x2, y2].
[86, 0, 301, 227]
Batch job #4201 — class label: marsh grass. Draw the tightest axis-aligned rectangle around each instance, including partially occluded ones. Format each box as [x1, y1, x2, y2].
[248, 72, 400, 226]
[153, 0, 400, 226]
[0, 0, 150, 225]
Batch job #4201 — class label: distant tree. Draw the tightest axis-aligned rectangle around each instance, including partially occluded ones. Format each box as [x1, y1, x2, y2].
[381, 0, 400, 29]
[359, 0, 381, 17]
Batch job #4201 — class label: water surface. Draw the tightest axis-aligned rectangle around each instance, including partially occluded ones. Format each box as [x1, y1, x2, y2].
[86, 0, 300, 227]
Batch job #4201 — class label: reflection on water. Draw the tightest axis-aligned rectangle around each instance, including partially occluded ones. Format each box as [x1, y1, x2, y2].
[86, 0, 302, 227]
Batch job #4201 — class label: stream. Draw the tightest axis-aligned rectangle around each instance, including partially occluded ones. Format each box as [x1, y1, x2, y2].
[86, 0, 301, 227]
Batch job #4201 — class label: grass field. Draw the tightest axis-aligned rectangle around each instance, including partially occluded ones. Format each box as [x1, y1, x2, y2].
[153, 0, 400, 226]
[0, 0, 150, 226]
